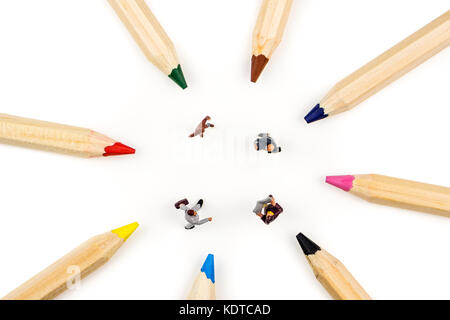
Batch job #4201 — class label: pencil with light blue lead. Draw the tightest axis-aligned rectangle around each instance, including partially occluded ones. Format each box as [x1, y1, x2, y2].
[187, 254, 216, 300]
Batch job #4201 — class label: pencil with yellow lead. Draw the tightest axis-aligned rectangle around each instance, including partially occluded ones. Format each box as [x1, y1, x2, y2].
[2, 222, 139, 300]
[108, 0, 188, 89]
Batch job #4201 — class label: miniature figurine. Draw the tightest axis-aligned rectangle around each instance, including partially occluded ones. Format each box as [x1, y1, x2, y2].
[189, 116, 215, 138]
[254, 133, 281, 153]
[253, 195, 283, 225]
[174, 198, 213, 230]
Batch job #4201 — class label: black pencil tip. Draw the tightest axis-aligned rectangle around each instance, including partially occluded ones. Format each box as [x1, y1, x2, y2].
[296, 233, 321, 255]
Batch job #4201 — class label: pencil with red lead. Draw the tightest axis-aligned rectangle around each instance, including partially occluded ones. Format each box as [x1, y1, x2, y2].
[0, 114, 135, 157]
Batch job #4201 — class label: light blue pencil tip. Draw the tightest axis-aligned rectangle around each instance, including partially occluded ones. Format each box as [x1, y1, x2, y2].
[200, 254, 215, 284]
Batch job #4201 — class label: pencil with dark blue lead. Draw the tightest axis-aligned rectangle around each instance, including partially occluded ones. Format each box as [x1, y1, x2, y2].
[305, 10, 450, 123]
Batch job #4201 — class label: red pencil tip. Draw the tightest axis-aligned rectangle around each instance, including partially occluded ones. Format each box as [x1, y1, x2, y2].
[103, 142, 135, 157]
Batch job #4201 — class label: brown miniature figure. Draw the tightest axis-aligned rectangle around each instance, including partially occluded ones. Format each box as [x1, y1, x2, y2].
[253, 195, 283, 225]
[189, 116, 214, 138]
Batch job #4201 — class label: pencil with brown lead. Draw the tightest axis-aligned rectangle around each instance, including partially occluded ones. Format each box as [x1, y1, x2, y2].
[251, 0, 294, 82]
[296, 232, 371, 300]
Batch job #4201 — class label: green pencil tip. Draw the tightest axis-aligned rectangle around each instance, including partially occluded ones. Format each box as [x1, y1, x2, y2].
[168, 64, 188, 89]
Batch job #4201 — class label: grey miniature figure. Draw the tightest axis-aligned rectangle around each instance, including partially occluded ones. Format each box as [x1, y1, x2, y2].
[254, 133, 281, 153]
[253, 195, 284, 225]
[174, 198, 212, 230]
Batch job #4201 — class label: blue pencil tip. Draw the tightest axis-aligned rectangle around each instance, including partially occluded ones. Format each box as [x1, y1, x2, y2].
[304, 104, 328, 123]
[201, 254, 215, 284]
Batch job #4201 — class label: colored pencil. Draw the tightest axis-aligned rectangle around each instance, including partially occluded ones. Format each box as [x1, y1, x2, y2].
[251, 0, 293, 82]
[2, 222, 139, 300]
[108, 0, 187, 89]
[296, 233, 371, 300]
[305, 10, 450, 123]
[0, 114, 135, 157]
[326, 174, 450, 217]
[187, 254, 216, 300]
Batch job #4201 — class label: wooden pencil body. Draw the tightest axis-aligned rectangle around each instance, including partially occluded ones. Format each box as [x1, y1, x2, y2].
[306, 250, 371, 300]
[187, 273, 216, 300]
[2, 232, 123, 300]
[108, 0, 179, 75]
[252, 0, 293, 58]
[352, 174, 450, 217]
[0, 114, 114, 157]
[322, 10, 450, 115]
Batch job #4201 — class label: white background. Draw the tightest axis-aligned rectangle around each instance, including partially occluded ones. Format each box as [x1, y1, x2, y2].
[0, 0, 448, 300]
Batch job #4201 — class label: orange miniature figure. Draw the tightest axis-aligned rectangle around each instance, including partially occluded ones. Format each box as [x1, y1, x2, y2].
[189, 116, 215, 138]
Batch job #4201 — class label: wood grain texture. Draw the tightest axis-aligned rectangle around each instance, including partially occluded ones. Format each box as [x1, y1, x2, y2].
[321, 10, 450, 115]
[306, 250, 371, 300]
[108, 0, 179, 75]
[352, 174, 450, 217]
[2, 232, 124, 300]
[252, 0, 293, 58]
[0, 114, 116, 157]
[187, 273, 216, 300]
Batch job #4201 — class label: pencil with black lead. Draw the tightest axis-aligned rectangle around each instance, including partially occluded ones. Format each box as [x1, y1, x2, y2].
[296, 232, 371, 300]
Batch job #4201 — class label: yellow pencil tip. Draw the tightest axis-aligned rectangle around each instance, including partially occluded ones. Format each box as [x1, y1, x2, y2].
[111, 222, 139, 241]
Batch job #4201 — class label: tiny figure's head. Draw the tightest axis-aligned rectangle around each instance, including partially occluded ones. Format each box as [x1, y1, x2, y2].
[266, 211, 274, 217]
[187, 210, 197, 216]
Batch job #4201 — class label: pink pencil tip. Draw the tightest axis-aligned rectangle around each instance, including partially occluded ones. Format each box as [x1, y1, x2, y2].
[325, 175, 355, 192]
[103, 142, 136, 157]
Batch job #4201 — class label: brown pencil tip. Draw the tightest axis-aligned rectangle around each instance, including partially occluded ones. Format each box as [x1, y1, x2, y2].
[251, 54, 269, 83]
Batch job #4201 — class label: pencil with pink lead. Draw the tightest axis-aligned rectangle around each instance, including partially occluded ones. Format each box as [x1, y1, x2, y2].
[326, 174, 450, 217]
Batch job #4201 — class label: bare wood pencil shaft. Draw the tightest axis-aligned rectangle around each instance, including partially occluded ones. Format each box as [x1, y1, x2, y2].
[187, 273, 216, 300]
[108, 0, 179, 75]
[0, 114, 115, 157]
[353, 174, 450, 217]
[307, 250, 371, 300]
[322, 10, 450, 115]
[2, 232, 123, 300]
[252, 0, 293, 58]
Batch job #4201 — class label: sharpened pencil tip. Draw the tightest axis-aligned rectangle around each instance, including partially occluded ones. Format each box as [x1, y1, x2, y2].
[201, 254, 215, 284]
[251, 54, 269, 83]
[305, 104, 328, 123]
[326, 175, 355, 192]
[103, 142, 136, 157]
[111, 222, 139, 241]
[296, 233, 321, 256]
[168, 64, 188, 89]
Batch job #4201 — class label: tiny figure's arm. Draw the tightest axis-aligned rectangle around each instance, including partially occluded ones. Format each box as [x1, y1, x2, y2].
[253, 197, 272, 214]
[179, 204, 189, 211]
[196, 218, 211, 225]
